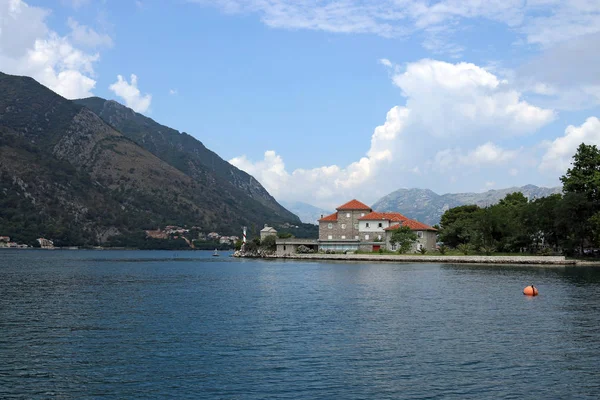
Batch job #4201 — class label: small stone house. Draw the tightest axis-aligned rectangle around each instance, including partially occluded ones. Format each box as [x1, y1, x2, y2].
[260, 224, 278, 240]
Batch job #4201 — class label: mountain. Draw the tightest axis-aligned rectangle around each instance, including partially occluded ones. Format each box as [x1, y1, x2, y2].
[0, 72, 300, 246]
[280, 201, 331, 225]
[74, 97, 297, 222]
[372, 185, 562, 226]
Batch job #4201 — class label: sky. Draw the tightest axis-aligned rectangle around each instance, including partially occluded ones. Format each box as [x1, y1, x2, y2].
[2, 0, 600, 209]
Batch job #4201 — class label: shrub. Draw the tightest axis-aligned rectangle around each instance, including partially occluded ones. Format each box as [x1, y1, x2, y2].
[480, 245, 496, 255]
[418, 247, 427, 254]
[457, 243, 472, 255]
[438, 244, 447, 255]
[260, 235, 276, 251]
[297, 245, 313, 254]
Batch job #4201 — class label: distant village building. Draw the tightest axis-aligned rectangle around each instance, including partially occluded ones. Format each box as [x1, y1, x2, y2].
[207, 232, 220, 240]
[276, 199, 437, 256]
[165, 226, 189, 235]
[260, 224, 278, 240]
[146, 230, 168, 239]
[37, 238, 54, 249]
[0, 236, 10, 242]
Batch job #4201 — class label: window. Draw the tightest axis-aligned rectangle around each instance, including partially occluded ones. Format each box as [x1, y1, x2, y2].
[366, 223, 370, 228]
[354, 223, 358, 229]
[417, 231, 423, 238]
[346, 213, 351, 218]
[341, 235, 346, 239]
[328, 223, 333, 229]
[378, 222, 383, 228]
[355, 235, 359, 239]
[365, 234, 370, 240]
[328, 235, 333, 240]
[341, 224, 346, 229]
[283, 245, 286, 250]
[378, 235, 382, 240]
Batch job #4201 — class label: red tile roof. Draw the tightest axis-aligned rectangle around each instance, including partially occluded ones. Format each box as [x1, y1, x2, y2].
[384, 220, 437, 231]
[336, 199, 372, 211]
[358, 211, 408, 221]
[318, 212, 338, 222]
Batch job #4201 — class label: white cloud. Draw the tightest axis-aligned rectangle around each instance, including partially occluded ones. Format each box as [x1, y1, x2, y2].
[0, 0, 102, 99]
[192, 0, 600, 50]
[434, 142, 521, 169]
[518, 32, 600, 110]
[61, 0, 90, 8]
[109, 74, 152, 113]
[392, 59, 555, 138]
[230, 59, 554, 208]
[67, 17, 113, 48]
[539, 117, 600, 173]
[378, 58, 392, 68]
[169, 88, 177, 95]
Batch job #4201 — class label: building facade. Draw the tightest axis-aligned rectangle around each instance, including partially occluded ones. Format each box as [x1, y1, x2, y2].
[314, 199, 437, 253]
[260, 225, 278, 240]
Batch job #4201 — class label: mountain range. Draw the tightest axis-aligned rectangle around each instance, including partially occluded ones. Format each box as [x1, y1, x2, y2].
[280, 201, 332, 225]
[0, 72, 303, 246]
[372, 185, 562, 226]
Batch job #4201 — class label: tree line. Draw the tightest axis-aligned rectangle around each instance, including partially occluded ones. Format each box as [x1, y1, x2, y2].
[438, 143, 600, 256]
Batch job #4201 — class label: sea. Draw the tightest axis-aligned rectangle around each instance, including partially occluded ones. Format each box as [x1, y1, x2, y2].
[1, 249, 600, 399]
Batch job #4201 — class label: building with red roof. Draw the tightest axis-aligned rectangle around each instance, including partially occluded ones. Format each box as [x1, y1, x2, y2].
[314, 199, 437, 254]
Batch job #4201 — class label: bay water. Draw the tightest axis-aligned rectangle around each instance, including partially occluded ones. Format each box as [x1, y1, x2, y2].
[1, 250, 600, 399]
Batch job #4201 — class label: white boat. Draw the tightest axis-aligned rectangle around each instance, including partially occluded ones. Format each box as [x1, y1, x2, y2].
[212, 249, 219, 257]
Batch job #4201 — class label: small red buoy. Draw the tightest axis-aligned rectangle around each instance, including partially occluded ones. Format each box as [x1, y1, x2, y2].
[523, 285, 539, 296]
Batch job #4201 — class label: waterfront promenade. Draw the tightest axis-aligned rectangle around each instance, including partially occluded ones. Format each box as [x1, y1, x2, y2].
[274, 253, 579, 265]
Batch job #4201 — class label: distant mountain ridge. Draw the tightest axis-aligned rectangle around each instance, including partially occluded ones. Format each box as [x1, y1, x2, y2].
[372, 185, 562, 226]
[280, 201, 331, 225]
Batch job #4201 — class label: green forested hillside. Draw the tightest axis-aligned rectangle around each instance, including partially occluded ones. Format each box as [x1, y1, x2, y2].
[0, 72, 302, 246]
[75, 97, 298, 222]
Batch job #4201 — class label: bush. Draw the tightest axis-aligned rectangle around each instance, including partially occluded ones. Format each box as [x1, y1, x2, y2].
[438, 244, 447, 255]
[297, 245, 313, 254]
[260, 235, 276, 251]
[418, 247, 427, 254]
[480, 245, 496, 255]
[457, 243, 472, 255]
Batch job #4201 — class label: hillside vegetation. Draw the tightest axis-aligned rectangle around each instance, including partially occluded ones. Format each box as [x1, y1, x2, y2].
[0, 72, 302, 246]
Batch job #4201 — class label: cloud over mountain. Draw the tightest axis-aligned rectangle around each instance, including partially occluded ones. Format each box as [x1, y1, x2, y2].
[230, 59, 558, 209]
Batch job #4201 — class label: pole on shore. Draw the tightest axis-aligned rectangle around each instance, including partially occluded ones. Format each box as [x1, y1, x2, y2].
[242, 226, 247, 252]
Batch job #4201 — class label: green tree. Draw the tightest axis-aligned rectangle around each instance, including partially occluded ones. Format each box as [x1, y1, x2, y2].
[560, 143, 600, 206]
[390, 226, 418, 254]
[439, 205, 480, 248]
[260, 235, 277, 251]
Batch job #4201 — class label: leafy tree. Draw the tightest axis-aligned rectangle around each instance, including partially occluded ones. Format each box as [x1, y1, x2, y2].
[390, 226, 417, 254]
[260, 235, 277, 251]
[556, 192, 594, 255]
[439, 205, 480, 248]
[560, 143, 600, 206]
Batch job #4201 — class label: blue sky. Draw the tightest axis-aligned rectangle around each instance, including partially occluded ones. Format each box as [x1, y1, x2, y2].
[2, 0, 600, 209]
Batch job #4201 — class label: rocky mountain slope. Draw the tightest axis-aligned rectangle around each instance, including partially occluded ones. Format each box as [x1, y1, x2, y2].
[0, 72, 300, 246]
[280, 201, 331, 225]
[372, 185, 562, 226]
[74, 97, 297, 222]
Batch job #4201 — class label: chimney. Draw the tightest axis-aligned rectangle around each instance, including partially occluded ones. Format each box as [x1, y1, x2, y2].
[320, 214, 323, 219]
[264, 223, 268, 228]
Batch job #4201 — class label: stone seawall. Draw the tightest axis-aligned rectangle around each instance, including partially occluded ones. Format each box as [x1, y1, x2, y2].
[275, 254, 576, 265]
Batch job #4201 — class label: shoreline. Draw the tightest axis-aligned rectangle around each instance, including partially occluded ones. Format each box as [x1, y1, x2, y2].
[268, 253, 589, 265]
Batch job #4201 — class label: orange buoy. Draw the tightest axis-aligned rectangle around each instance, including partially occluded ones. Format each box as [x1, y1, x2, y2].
[523, 285, 539, 296]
